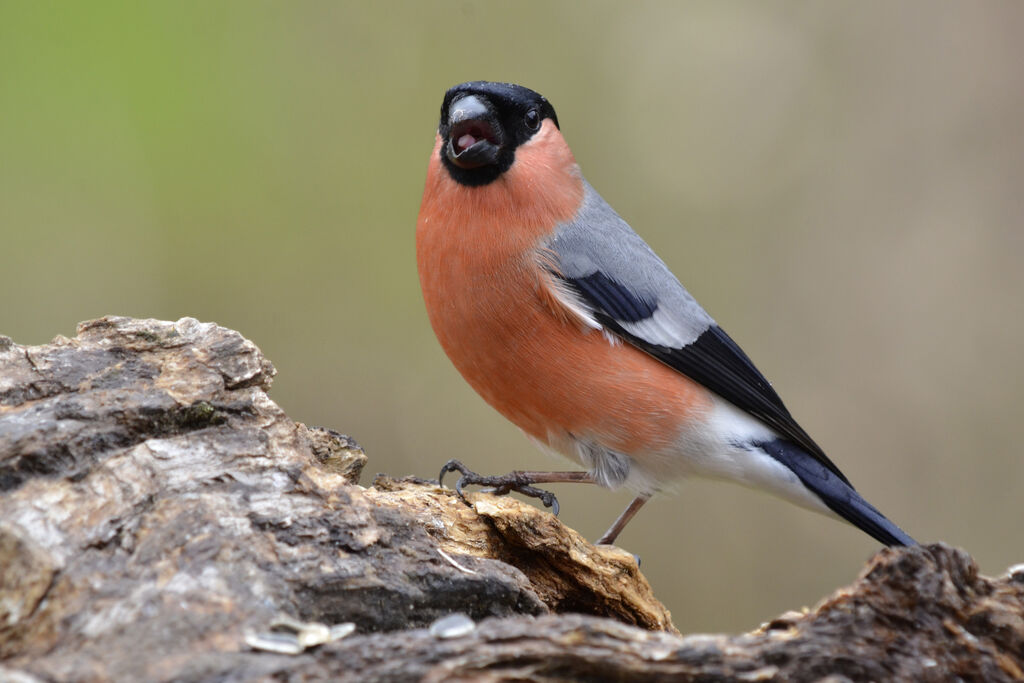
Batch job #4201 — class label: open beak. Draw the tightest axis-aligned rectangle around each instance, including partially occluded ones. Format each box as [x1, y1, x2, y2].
[446, 95, 503, 169]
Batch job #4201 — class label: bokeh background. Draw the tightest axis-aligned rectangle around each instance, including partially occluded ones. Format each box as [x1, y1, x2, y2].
[2, 2, 1022, 633]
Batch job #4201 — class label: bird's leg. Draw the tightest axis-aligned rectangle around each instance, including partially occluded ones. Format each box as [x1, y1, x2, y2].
[595, 493, 651, 545]
[437, 459, 594, 516]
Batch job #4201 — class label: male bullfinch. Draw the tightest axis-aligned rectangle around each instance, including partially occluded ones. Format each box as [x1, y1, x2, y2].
[417, 81, 915, 547]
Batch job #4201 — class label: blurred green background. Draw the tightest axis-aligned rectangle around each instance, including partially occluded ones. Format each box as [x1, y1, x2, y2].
[2, 2, 1022, 633]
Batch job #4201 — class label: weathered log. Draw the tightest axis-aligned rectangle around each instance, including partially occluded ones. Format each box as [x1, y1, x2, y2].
[0, 317, 1021, 682]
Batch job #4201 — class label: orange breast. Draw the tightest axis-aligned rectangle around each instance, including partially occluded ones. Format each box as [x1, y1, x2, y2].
[417, 123, 709, 460]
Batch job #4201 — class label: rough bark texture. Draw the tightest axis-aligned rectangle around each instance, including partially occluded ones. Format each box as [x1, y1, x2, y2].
[1, 317, 1021, 682]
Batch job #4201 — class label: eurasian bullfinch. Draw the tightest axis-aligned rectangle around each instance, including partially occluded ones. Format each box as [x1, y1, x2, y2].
[417, 81, 915, 547]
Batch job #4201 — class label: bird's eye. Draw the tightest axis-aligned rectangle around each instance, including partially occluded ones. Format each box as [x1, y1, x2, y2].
[524, 109, 541, 131]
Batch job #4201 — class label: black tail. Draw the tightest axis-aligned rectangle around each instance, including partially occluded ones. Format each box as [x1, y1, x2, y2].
[757, 439, 916, 547]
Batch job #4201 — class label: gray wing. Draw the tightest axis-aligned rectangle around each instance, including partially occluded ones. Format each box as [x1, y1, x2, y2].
[544, 181, 846, 482]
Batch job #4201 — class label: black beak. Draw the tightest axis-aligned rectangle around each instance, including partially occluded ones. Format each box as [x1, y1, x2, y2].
[445, 95, 503, 169]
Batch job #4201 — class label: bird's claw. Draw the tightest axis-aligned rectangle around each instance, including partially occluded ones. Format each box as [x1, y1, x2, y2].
[436, 459, 561, 515]
[438, 459, 473, 489]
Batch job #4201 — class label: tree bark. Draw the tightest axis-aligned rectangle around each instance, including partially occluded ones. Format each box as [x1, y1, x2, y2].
[1, 317, 1021, 682]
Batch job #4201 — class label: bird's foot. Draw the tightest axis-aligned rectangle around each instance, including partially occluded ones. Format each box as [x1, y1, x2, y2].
[437, 459, 561, 515]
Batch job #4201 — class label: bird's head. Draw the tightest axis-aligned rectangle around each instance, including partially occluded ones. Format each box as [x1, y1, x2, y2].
[438, 81, 559, 187]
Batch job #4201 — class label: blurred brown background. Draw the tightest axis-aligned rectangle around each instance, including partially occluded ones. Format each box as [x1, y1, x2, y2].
[2, 2, 1021, 633]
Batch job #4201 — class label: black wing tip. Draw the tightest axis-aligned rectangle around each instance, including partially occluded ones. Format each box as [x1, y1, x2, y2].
[758, 438, 916, 547]
[617, 324, 848, 482]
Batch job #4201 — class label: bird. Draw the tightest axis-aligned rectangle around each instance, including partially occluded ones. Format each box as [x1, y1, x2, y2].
[416, 80, 915, 548]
